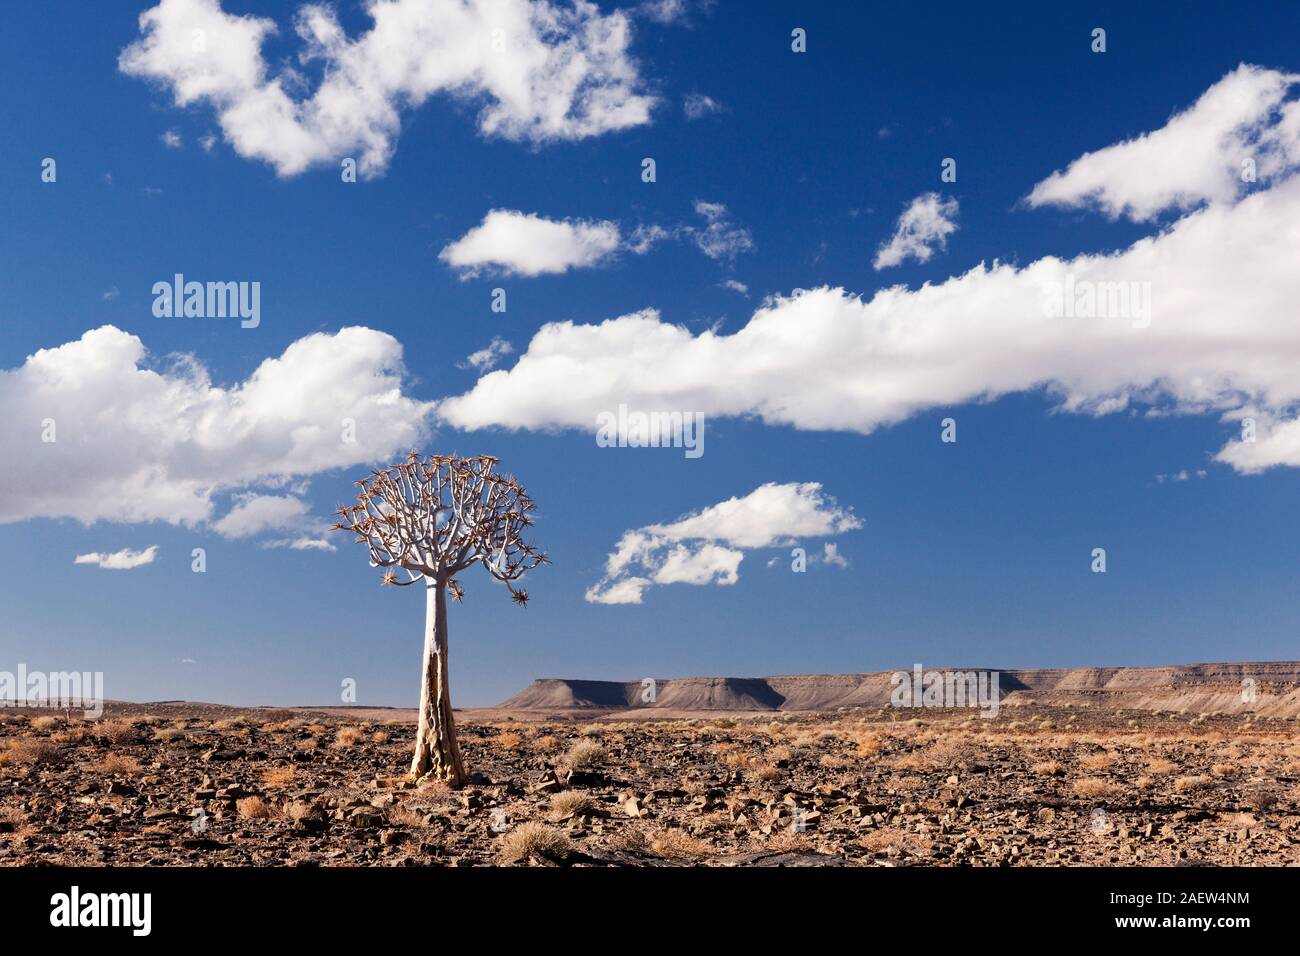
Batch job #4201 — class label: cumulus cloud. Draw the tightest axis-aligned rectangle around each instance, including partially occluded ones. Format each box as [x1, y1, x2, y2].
[873, 192, 958, 269]
[440, 210, 624, 278]
[440, 66, 1300, 473]
[161, 129, 183, 149]
[440, 203, 747, 277]
[586, 482, 861, 604]
[75, 546, 159, 570]
[0, 325, 432, 526]
[213, 494, 309, 538]
[1026, 64, 1300, 221]
[458, 337, 515, 372]
[119, 0, 656, 178]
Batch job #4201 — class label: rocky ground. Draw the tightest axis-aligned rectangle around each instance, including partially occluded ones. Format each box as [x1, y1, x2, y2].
[2, 702, 1298, 866]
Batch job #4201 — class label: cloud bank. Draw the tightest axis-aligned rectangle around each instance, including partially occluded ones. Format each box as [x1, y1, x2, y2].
[0, 325, 432, 527]
[119, 0, 656, 177]
[440, 66, 1300, 473]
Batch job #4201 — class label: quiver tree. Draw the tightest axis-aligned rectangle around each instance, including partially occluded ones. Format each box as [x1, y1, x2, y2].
[334, 453, 546, 786]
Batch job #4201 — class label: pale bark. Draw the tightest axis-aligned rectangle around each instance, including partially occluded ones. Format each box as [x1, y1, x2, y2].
[410, 580, 467, 786]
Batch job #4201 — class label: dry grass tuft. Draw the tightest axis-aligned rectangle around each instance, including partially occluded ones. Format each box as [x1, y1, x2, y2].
[236, 796, 271, 820]
[333, 727, 364, 748]
[1073, 778, 1120, 798]
[6, 738, 59, 766]
[499, 822, 573, 864]
[561, 739, 605, 770]
[1078, 752, 1116, 772]
[548, 791, 597, 821]
[97, 753, 142, 775]
[261, 767, 297, 789]
[648, 827, 712, 858]
[97, 719, 143, 745]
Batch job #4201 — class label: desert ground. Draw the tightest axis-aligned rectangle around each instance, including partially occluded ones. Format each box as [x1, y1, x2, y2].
[2, 700, 1298, 866]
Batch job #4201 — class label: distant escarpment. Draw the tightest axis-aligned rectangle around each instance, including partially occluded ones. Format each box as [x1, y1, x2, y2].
[498, 663, 1300, 717]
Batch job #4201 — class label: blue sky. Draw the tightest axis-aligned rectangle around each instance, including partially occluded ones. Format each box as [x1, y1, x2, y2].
[2, 0, 1300, 707]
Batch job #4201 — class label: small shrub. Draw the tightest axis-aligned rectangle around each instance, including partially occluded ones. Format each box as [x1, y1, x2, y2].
[333, 727, 364, 748]
[261, 767, 296, 789]
[98, 753, 142, 775]
[499, 822, 573, 864]
[562, 739, 605, 770]
[1073, 778, 1119, 798]
[548, 792, 596, 821]
[7, 738, 59, 766]
[648, 827, 712, 858]
[236, 796, 270, 820]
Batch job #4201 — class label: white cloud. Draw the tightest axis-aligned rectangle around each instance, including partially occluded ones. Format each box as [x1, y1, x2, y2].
[0, 325, 432, 526]
[274, 536, 335, 551]
[873, 192, 958, 269]
[721, 279, 749, 295]
[75, 545, 159, 570]
[688, 200, 753, 261]
[440, 67, 1300, 474]
[683, 93, 722, 119]
[1154, 469, 1207, 484]
[161, 129, 183, 148]
[213, 494, 309, 538]
[637, 0, 689, 24]
[458, 337, 515, 372]
[1026, 64, 1300, 221]
[439, 203, 742, 277]
[440, 210, 624, 278]
[198, 133, 217, 152]
[119, 0, 656, 178]
[821, 542, 849, 568]
[586, 482, 860, 604]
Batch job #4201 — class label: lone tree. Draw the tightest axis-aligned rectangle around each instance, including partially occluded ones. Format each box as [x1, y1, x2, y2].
[334, 453, 545, 786]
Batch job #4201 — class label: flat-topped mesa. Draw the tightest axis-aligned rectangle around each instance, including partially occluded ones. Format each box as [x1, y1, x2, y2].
[497, 662, 1300, 717]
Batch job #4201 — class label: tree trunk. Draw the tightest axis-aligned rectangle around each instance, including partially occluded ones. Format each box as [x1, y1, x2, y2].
[410, 579, 467, 786]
